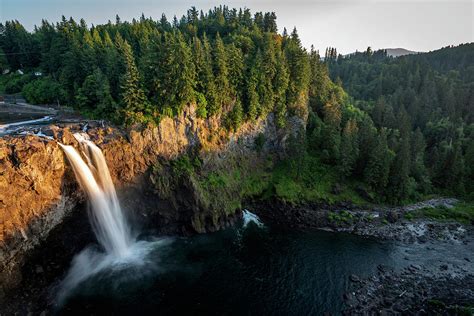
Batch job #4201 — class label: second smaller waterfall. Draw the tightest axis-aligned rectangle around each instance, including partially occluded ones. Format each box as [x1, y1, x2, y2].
[242, 210, 264, 227]
[60, 134, 132, 257]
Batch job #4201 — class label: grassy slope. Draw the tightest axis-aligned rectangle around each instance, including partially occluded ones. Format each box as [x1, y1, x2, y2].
[196, 153, 367, 208]
[406, 202, 474, 225]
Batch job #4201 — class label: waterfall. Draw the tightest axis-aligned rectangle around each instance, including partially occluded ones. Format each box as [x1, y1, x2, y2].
[242, 209, 264, 227]
[60, 133, 132, 257]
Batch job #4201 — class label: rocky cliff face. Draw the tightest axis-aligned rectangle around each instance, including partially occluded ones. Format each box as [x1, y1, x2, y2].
[0, 104, 302, 298]
[0, 135, 80, 299]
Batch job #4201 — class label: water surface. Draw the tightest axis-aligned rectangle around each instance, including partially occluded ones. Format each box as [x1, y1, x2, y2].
[57, 219, 471, 315]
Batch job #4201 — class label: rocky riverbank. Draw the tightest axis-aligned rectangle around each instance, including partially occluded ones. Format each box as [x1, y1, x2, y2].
[250, 199, 474, 315]
[251, 198, 471, 244]
[1, 105, 472, 314]
[343, 263, 474, 314]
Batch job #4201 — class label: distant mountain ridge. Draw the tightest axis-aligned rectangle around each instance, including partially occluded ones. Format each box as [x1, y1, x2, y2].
[384, 48, 418, 57]
[344, 47, 418, 58]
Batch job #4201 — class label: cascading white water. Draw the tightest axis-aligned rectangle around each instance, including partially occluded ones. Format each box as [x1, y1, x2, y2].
[60, 133, 132, 257]
[242, 209, 264, 228]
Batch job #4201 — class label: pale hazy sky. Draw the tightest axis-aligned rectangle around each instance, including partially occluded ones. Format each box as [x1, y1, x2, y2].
[1, 0, 472, 54]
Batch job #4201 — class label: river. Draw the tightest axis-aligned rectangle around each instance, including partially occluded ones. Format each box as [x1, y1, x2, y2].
[55, 216, 473, 314]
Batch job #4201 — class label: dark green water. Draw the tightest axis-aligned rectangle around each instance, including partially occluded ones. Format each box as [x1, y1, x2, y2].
[55, 219, 472, 315]
[56, 223, 393, 315]
[0, 112, 46, 124]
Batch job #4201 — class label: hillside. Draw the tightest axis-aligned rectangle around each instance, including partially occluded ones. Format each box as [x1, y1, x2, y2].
[328, 45, 474, 201]
[1, 9, 473, 207]
[385, 48, 417, 57]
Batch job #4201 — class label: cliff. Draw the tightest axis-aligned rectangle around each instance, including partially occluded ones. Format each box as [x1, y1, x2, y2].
[0, 104, 302, 298]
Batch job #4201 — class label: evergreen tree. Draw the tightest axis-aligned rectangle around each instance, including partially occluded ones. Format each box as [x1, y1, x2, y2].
[117, 37, 151, 124]
[364, 128, 394, 193]
[259, 34, 277, 115]
[246, 56, 260, 121]
[0, 47, 8, 72]
[285, 27, 310, 118]
[76, 68, 116, 116]
[226, 43, 244, 102]
[339, 119, 359, 176]
[387, 133, 412, 202]
[213, 33, 230, 112]
[273, 51, 290, 127]
[201, 34, 219, 115]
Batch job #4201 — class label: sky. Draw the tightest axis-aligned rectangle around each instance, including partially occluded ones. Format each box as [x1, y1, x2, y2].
[1, 0, 472, 55]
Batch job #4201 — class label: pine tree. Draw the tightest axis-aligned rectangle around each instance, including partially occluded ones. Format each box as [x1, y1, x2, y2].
[443, 142, 466, 194]
[285, 27, 310, 118]
[364, 128, 394, 193]
[320, 94, 343, 162]
[76, 68, 116, 116]
[202, 34, 219, 115]
[259, 34, 277, 115]
[226, 43, 244, 102]
[213, 33, 230, 112]
[387, 133, 412, 202]
[171, 31, 196, 114]
[117, 37, 151, 124]
[0, 47, 8, 72]
[226, 99, 243, 131]
[273, 51, 290, 127]
[246, 56, 260, 121]
[410, 128, 431, 193]
[339, 119, 359, 176]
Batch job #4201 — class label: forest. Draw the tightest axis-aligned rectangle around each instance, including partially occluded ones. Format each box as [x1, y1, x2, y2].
[0, 6, 473, 204]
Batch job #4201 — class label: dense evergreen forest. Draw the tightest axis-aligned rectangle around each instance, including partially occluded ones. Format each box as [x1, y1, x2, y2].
[328, 45, 474, 201]
[0, 7, 472, 204]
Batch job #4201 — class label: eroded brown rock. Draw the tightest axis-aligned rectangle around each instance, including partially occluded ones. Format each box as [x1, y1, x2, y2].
[0, 103, 302, 299]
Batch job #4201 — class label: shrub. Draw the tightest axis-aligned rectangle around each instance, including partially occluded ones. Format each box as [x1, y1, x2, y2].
[195, 92, 208, 119]
[22, 77, 67, 104]
[4, 74, 34, 94]
[254, 133, 265, 152]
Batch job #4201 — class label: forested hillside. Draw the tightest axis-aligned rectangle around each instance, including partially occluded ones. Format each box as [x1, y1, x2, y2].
[328, 45, 474, 201]
[0, 7, 310, 129]
[0, 7, 472, 204]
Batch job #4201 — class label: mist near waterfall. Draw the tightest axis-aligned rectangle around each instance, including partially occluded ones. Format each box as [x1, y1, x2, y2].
[58, 134, 171, 303]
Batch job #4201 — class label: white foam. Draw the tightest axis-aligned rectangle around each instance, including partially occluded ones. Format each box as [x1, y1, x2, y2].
[242, 209, 264, 228]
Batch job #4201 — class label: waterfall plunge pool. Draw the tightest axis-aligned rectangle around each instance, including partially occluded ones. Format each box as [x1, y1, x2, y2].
[53, 217, 473, 315]
[4, 135, 470, 315]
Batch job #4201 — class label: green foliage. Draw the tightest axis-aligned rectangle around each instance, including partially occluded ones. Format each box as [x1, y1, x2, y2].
[328, 211, 355, 225]
[75, 69, 115, 117]
[195, 92, 208, 118]
[268, 154, 366, 205]
[170, 155, 195, 178]
[117, 37, 154, 125]
[225, 100, 243, 131]
[3, 73, 34, 94]
[404, 212, 414, 221]
[254, 133, 265, 152]
[22, 77, 67, 105]
[0, 47, 8, 73]
[364, 128, 394, 194]
[339, 119, 359, 176]
[213, 33, 231, 113]
[0, 8, 311, 129]
[328, 45, 474, 201]
[1, 9, 472, 207]
[410, 202, 474, 224]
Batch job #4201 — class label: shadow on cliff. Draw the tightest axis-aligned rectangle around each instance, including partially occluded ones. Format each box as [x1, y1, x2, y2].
[0, 202, 94, 315]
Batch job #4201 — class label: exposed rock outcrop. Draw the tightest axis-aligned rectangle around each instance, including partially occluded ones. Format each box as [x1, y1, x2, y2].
[251, 198, 470, 243]
[344, 264, 474, 314]
[0, 104, 302, 299]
